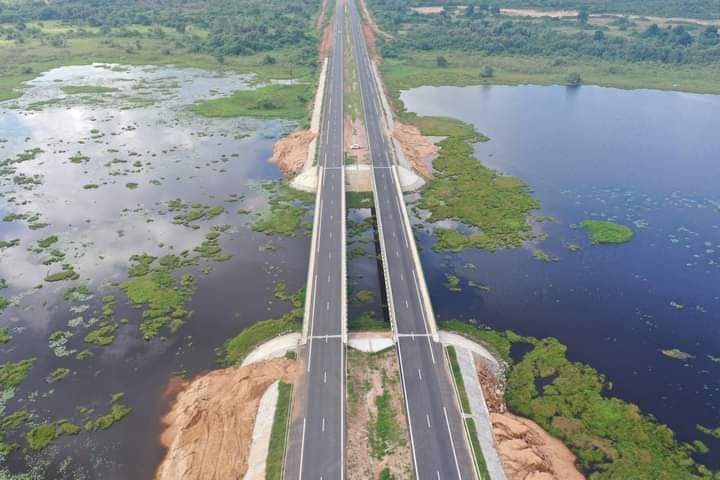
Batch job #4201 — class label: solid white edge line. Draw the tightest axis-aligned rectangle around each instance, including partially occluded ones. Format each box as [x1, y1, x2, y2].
[298, 417, 307, 480]
[443, 406, 463, 480]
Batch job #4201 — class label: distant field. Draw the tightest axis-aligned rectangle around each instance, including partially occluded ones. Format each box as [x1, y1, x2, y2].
[0, 20, 315, 102]
[381, 49, 720, 96]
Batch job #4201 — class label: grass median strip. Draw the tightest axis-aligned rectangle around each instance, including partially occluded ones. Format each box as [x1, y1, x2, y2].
[266, 381, 293, 480]
[446, 345, 471, 414]
[465, 418, 491, 480]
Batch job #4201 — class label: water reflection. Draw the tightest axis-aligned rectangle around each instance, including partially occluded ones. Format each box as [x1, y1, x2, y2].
[401, 84, 720, 464]
[0, 64, 308, 477]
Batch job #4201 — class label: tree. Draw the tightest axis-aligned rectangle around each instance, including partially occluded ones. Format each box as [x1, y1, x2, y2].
[263, 54, 277, 64]
[436, 55, 448, 68]
[566, 72, 582, 86]
[480, 65, 494, 78]
[577, 8, 589, 25]
[593, 30, 605, 41]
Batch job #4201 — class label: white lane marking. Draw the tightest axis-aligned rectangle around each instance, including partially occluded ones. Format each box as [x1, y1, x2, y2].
[298, 417, 307, 479]
[436, 472, 441, 480]
[400, 273, 404, 281]
[308, 334, 342, 339]
[324, 371, 327, 384]
[329, 231, 332, 239]
[443, 407, 463, 480]
[417, 369, 422, 381]
[329, 251, 332, 259]
[427, 336, 437, 365]
[426, 414, 432, 429]
[322, 417, 326, 433]
[307, 274, 318, 372]
[328, 274, 331, 284]
[405, 299, 409, 309]
[396, 250, 399, 257]
[326, 301, 330, 311]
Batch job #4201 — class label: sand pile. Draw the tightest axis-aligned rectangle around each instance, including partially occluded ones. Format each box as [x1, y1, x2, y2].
[271, 130, 316, 175]
[392, 122, 437, 178]
[155, 358, 298, 480]
[491, 413, 585, 480]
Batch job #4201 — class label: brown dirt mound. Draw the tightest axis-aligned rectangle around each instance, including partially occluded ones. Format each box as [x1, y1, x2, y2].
[491, 413, 585, 480]
[271, 130, 316, 175]
[392, 122, 436, 179]
[155, 358, 298, 480]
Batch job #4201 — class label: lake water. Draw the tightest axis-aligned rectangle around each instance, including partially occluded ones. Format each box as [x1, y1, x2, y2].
[401, 84, 720, 464]
[0, 65, 310, 478]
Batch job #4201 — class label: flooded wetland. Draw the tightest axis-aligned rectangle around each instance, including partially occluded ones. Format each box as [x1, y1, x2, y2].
[0, 64, 312, 478]
[401, 84, 720, 468]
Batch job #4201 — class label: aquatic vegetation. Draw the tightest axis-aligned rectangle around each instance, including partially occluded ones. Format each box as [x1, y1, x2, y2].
[170, 201, 226, 227]
[697, 424, 720, 440]
[661, 348, 694, 361]
[580, 220, 633, 244]
[84, 403, 132, 432]
[533, 250, 559, 263]
[413, 118, 538, 251]
[349, 311, 389, 331]
[253, 182, 314, 237]
[125, 182, 138, 190]
[48, 330, 75, 358]
[46, 368, 70, 383]
[44, 265, 79, 282]
[64, 285, 93, 302]
[62, 85, 119, 95]
[355, 290, 374, 303]
[0, 358, 36, 392]
[122, 272, 191, 340]
[82, 183, 99, 190]
[505, 336, 712, 477]
[193, 83, 313, 120]
[444, 274, 461, 292]
[69, 152, 90, 164]
[670, 301, 685, 310]
[221, 289, 304, 366]
[75, 350, 93, 361]
[102, 295, 115, 318]
[25, 424, 57, 451]
[84, 323, 119, 346]
[0, 409, 30, 456]
[0, 239, 20, 250]
[0, 298, 9, 315]
[194, 230, 232, 261]
[0, 328, 11, 344]
[36, 235, 58, 249]
[566, 243, 581, 252]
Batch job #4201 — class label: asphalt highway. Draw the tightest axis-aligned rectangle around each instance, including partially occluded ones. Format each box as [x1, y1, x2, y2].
[285, 0, 346, 477]
[347, 0, 477, 478]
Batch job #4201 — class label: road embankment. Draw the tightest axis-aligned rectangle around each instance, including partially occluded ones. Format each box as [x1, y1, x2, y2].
[155, 358, 298, 480]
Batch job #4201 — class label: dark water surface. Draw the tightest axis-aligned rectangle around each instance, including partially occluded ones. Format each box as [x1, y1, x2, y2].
[401, 85, 720, 462]
[0, 65, 309, 478]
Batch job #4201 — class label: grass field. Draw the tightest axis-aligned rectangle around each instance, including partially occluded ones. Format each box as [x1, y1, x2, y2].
[381, 49, 720, 97]
[193, 83, 314, 120]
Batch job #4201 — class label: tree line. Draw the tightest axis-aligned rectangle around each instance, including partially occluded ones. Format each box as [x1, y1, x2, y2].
[369, 0, 720, 65]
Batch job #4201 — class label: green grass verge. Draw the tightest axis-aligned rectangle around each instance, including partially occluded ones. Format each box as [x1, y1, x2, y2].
[465, 418, 491, 480]
[266, 381, 293, 480]
[446, 346, 471, 414]
[381, 49, 720, 97]
[193, 83, 313, 120]
[580, 220, 634, 244]
[369, 372, 403, 459]
[221, 314, 302, 366]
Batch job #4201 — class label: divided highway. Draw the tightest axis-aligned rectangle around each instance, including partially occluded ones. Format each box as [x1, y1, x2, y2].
[285, 0, 346, 477]
[348, 0, 477, 478]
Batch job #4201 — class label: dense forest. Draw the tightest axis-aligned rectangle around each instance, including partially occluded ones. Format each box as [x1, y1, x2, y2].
[0, 0, 320, 60]
[369, 0, 720, 65]
[398, 0, 720, 19]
